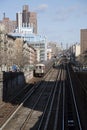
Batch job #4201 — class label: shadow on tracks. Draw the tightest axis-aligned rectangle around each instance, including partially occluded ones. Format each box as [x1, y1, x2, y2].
[2, 71, 30, 102]
[3, 64, 87, 130]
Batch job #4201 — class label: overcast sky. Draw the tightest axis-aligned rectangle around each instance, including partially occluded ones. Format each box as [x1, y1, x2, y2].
[0, 0, 87, 48]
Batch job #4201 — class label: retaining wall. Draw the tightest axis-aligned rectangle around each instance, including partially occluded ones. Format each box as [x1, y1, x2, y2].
[0, 71, 33, 102]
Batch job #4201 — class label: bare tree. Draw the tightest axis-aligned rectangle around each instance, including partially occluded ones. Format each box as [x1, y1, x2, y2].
[13, 38, 24, 69]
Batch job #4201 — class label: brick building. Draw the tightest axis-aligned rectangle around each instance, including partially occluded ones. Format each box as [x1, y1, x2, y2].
[0, 14, 16, 33]
[80, 29, 87, 54]
[16, 5, 37, 34]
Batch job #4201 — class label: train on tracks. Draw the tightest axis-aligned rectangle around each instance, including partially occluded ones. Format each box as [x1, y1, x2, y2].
[34, 59, 56, 77]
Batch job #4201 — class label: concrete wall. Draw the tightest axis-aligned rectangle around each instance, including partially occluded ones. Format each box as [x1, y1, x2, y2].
[0, 70, 33, 102]
[0, 72, 24, 101]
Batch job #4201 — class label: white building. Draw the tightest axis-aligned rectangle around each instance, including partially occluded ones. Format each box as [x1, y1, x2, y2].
[47, 48, 52, 60]
[8, 26, 47, 62]
[47, 42, 61, 58]
[16, 12, 22, 33]
[70, 43, 81, 57]
[75, 44, 81, 57]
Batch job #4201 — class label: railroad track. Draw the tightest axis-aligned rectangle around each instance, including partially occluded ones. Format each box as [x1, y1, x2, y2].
[65, 64, 82, 130]
[0, 65, 54, 129]
[68, 64, 87, 129]
[37, 66, 63, 130]
[36, 63, 83, 130]
[0, 82, 36, 128]
[20, 69, 59, 130]
[0, 68, 58, 130]
[0, 62, 86, 130]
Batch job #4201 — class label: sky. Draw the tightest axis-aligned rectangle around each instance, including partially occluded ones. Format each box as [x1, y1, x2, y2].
[0, 0, 87, 48]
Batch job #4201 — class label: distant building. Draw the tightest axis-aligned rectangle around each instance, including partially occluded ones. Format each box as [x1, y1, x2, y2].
[0, 23, 5, 32]
[80, 29, 87, 54]
[47, 48, 52, 60]
[47, 42, 61, 58]
[16, 5, 37, 34]
[71, 43, 81, 57]
[0, 4, 37, 35]
[0, 13, 16, 33]
[68, 43, 81, 63]
[16, 12, 22, 33]
[29, 36, 47, 62]
[75, 44, 81, 57]
[7, 37, 36, 69]
[8, 27, 47, 62]
[0, 28, 36, 71]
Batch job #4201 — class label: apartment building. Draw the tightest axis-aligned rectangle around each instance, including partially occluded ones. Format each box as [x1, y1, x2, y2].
[16, 5, 37, 34]
[0, 14, 16, 33]
[47, 42, 61, 58]
[8, 26, 47, 62]
[80, 29, 87, 54]
[0, 30, 36, 71]
[70, 43, 81, 57]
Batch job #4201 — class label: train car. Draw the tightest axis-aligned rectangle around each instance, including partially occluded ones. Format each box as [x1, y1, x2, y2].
[34, 59, 55, 77]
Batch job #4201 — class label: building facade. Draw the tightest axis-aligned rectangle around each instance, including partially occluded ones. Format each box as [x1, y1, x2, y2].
[0, 29, 36, 71]
[47, 48, 52, 60]
[16, 5, 37, 34]
[80, 29, 87, 54]
[75, 44, 81, 57]
[0, 15, 16, 33]
[0, 5, 37, 34]
[8, 26, 47, 62]
[47, 42, 61, 58]
[70, 43, 81, 57]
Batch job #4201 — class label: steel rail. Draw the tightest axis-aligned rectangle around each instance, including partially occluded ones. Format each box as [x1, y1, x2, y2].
[18, 69, 56, 130]
[0, 67, 54, 130]
[54, 65, 65, 130]
[37, 69, 61, 130]
[67, 65, 82, 130]
[62, 65, 65, 130]
[40, 69, 62, 130]
[53, 77, 62, 130]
